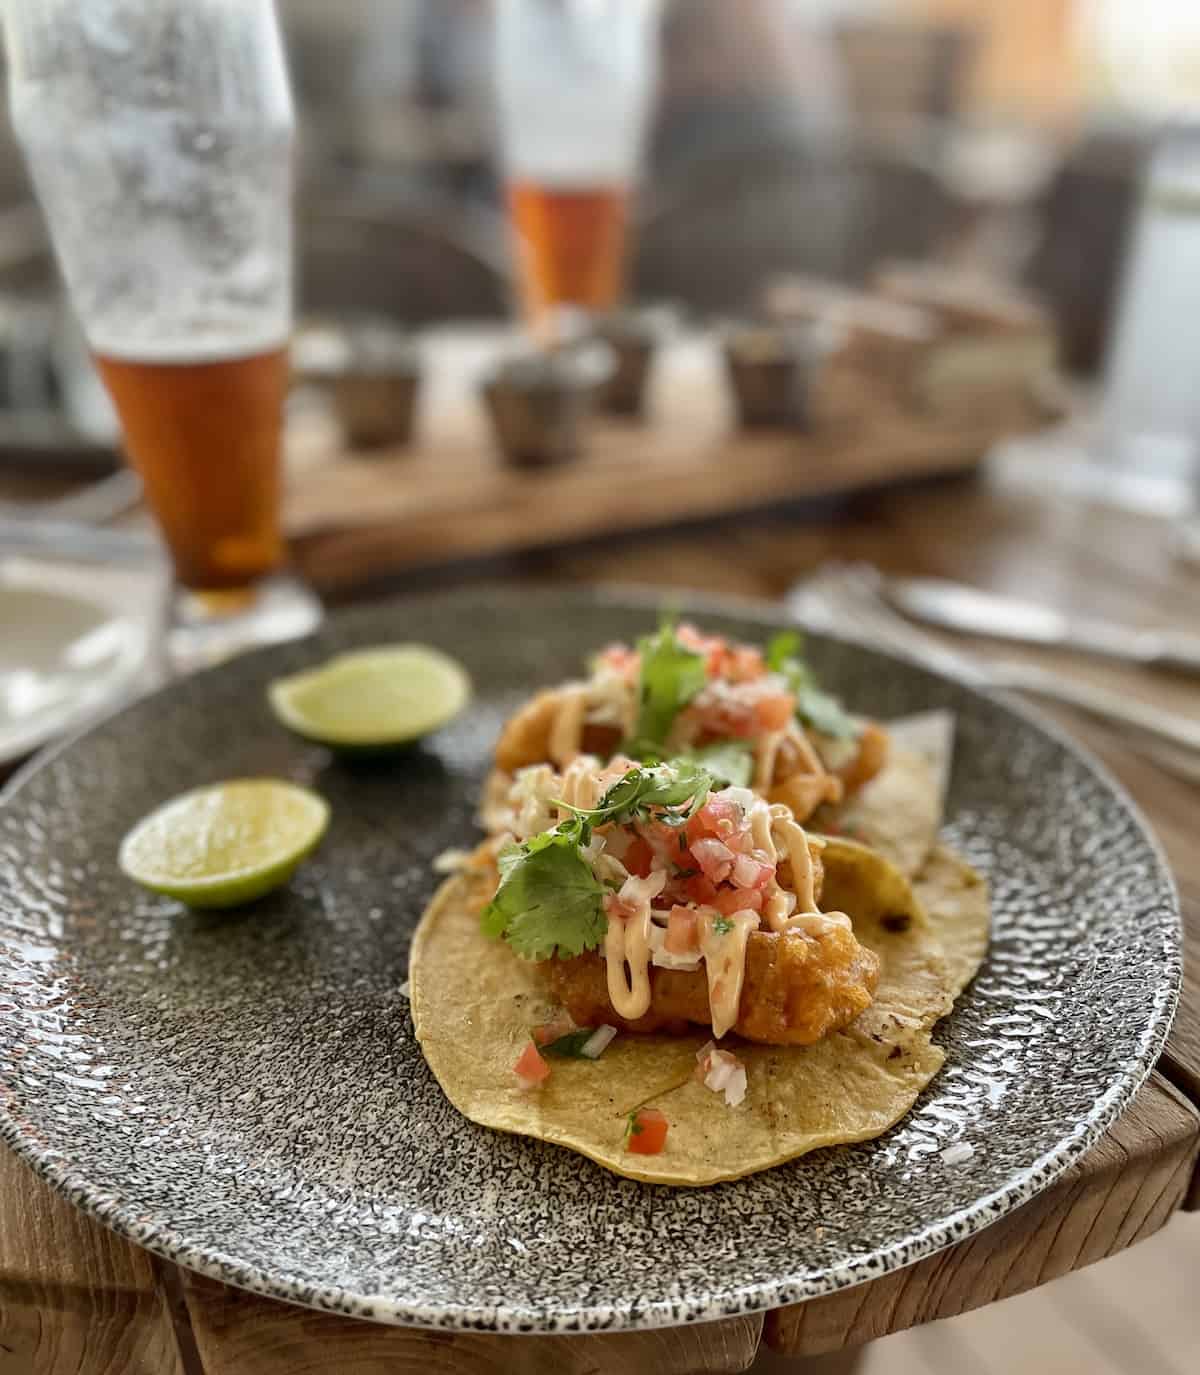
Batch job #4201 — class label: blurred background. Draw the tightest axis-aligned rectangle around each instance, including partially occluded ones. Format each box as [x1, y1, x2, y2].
[0, 0, 1194, 392]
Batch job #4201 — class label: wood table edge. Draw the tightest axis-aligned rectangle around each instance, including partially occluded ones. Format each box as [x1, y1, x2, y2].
[763, 1070, 1200, 1357]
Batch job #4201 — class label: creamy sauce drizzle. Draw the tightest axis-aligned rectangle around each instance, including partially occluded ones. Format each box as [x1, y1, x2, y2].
[601, 797, 851, 1036]
[604, 872, 665, 1019]
[698, 908, 759, 1037]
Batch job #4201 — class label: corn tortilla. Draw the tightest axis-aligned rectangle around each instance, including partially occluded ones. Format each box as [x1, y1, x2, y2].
[411, 839, 987, 1185]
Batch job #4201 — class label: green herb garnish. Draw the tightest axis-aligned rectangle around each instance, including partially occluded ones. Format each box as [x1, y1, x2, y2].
[625, 619, 707, 755]
[712, 916, 734, 935]
[682, 738, 755, 788]
[560, 761, 714, 830]
[483, 760, 718, 960]
[765, 630, 859, 740]
[542, 1029, 598, 1058]
[625, 1109, 643, 1140]
[480, 820, 606, 960]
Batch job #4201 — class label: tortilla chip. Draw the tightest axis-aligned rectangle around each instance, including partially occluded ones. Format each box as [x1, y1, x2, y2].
[411, 840, 957, 1185]
[914, 842, 990, 999]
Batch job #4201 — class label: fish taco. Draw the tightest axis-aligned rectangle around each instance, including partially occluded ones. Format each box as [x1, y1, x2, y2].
[412, 757, 989, 1184]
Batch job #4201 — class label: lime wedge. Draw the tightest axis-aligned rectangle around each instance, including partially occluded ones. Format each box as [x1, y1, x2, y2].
[119, 779, 330, 909]
[267, 645, 471, 750]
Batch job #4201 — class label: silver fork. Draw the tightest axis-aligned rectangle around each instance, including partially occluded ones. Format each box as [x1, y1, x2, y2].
[788, 563, 1200, 775]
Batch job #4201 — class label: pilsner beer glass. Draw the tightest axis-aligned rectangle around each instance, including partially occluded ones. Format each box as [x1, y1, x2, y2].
[495, 0, 661, 343]
[5, 0, 319, 667]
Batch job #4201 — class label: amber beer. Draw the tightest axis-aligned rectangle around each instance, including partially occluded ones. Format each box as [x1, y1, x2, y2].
[95, 347, 288, 592]
[507, 180, 630, 333]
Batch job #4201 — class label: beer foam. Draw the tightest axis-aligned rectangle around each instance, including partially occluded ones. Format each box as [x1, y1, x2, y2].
[495, 0, 658, 184]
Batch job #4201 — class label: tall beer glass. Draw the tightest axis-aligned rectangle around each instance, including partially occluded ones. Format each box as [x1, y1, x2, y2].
[5, 0, 319, 667]
[495, 0, 661, 343]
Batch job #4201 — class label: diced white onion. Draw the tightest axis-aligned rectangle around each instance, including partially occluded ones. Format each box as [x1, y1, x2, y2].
[700, 1047, 747, 1107]
[723, 1064, 748, 1107]
[704, 1057, 734, 1093]
[580, 1025, 617, 1059]
[432, 848, 471, 874]
[719, 786, 756, 813]
[398, 980, 411, 999]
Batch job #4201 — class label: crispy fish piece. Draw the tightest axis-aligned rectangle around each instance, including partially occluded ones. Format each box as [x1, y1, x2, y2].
[541, 922, 880, 1046]
[491, 684, 886, 825]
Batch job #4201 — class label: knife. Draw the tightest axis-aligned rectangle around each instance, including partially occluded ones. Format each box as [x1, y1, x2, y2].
[884, 576, 1200, 677]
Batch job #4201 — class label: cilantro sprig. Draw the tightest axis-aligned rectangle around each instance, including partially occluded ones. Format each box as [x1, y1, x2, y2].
[682, 739, 754, 788]
[542, 1029, 599, 1058]
[482, 760, 717, 961]
[766, 631, 859, 740]
[625, 619, 707, 756]
[559, 760, 714, 830]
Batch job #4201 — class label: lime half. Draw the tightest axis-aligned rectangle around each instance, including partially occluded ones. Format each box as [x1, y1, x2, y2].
[119, 779, 330, 909]
[267, 645, 471, 750]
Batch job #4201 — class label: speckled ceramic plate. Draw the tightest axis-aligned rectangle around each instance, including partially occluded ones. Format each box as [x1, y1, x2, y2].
[0, 587, 1181, 1332]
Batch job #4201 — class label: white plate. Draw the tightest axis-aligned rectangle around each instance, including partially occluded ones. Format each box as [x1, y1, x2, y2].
[0, 568, 152, 767]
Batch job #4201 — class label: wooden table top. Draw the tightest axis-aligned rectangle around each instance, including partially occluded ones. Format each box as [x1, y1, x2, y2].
[1, 460, 1198, 1374]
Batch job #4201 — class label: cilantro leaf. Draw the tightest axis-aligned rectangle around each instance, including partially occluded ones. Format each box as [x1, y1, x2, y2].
[542, 1029, 597, 1058]
[712, 916, 734, 935]
[627, 620, 707, 754]
[561, 760, 713, 830]
[683, 739, 754, 788]
[480, 825, 606, 960]
[764, 630, 859, 740]
[766, 630, 802, 673]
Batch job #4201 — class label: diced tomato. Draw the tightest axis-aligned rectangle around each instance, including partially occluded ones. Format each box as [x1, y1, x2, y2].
[732, 854, 775, 890]
[725, 646, 767, 682]
[686, 798, 740, 847]
[677, 622, 723, 656]
[753, 693, 796, 732]
[724, 826, 753, 854]
[665, 905, 700, 954]
[532, 1011, 576, 1046]
[713, 886, 763, 915]
[683, 873, 719, 906]
[623, 836, 654, 879]
[625, 1107, 669, 1155]
[513, 1041, 550, 1088]
[691, 838, 735, 883]
[715, 701, 757, 738]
